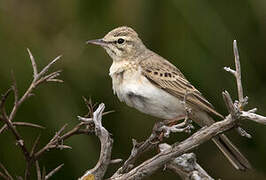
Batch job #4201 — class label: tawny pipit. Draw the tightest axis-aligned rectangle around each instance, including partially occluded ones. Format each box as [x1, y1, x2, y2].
[87, 26, 251, 170]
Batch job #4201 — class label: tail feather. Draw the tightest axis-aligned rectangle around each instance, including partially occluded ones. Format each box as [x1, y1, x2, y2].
[191, 109, 251, 170]
[212, 134, 251, 170]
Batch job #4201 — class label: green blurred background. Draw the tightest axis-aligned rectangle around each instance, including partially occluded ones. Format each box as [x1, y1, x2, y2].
[1, 0, 266, 179]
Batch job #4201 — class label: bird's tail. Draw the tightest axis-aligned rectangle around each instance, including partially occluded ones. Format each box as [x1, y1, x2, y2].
[212, 134, 251, 170]
[191, 109, 251, 170]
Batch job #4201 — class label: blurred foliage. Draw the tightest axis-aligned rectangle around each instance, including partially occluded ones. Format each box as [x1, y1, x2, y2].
[1, 0, 266, 179]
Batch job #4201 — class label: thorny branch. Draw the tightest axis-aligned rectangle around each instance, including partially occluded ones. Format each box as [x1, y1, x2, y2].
[0, 49, 63, 179]
[0, 50, 108, 180]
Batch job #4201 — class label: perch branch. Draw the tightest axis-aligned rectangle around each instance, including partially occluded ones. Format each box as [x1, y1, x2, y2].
[109, 99, 266, 180]
[113, 122, 164, 176]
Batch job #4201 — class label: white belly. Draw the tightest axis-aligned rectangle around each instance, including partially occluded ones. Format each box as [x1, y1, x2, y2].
[110, 68, 186, 120]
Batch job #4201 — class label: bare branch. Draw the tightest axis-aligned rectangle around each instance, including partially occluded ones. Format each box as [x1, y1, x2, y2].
[0, 50, 63, 180]
[31, 135, 41, 157]
[35, 70, 63, 86]
[224, 66, 236, 75]
[233, 40, 244, 107]
[79, 103, 113, 180]
[241, 111, 266, 125]
[224, 40, 244, 110]
[0, 109, 31, 162]
[27, 48, 38, 80]
[0, 88, 12, 120]
[36, 161, 41, 180]
[0, 122, 44, 134]
[11, 71, 19, 105]
[45, 164, 64, 180]
[0, 162, 13, 180]
[16, 176, 23, 180]
[110, 159, 123, 164]
[0, 171, 8, 180]
[41, 167, 46, 180]
[34, 121, 94, 159]
[159, 143, 214, 180]
[236, 127, 252, 138]
[222, 91, 239, 119]
[109, 113, 238, 180]
[37, 55, 62, 80]
[113, 122, 164, 176]
[8, 52, 62, 123]
[14, 122, 45, 129]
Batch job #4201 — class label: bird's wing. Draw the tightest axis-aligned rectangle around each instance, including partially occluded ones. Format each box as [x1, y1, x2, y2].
[140, 54, 224, 118]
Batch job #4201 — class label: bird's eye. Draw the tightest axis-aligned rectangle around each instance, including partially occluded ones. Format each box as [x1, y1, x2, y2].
[117, 38, 125, 44]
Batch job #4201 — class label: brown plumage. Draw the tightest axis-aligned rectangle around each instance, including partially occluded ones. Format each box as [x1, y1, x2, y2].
[140, 54, 224, 119]
[87, 26, 251, 170]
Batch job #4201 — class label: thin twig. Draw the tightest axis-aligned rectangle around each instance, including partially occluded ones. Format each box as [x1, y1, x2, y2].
[0, 122, 44, 134]
[45, 164, 64, 180]
[11, 71, 19, 105]
[1, 111, 31, 161]
[36, 161, 41, 180]
[41, 167, 46, 180]
[0, 171, 8, 180]
[224, 40, 245, 110]
[233, 40, 244, 108]
[236, 127, 252, 138]
[241, 111, 266, 125]
[37, 55, 62, 80]
[0, 88, 12, 120]
[0, 50, 63, 180]
[114, 122, 163, 175]
[27, 48, 38, 80]
[34, 122, 94, 159]
[0, 163, 13, 180]
[31, 135, 41, 157]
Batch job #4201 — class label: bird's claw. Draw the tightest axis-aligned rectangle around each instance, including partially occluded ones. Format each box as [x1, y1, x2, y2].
[160, 120, 194, 138]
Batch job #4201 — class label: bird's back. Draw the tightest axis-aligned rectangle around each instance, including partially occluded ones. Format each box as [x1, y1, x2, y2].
[139, 51, 224, 118]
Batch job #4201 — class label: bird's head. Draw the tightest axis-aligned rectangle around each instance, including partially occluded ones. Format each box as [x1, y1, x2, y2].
[87, 26, 146, 61]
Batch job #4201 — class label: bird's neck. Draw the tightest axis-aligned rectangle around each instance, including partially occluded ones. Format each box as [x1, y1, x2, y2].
[109, 49, 153, 76]
[109, 60, 137, 76]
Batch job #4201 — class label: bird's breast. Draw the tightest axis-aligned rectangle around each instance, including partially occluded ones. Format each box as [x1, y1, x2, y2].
[109, 67, 186, 119]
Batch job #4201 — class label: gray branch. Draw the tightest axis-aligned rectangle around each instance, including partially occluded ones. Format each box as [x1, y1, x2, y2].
[159, 143, 214, 180]
[79, 103, 114, 180]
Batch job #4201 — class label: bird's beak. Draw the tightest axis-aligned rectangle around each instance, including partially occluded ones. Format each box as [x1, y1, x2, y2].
[86, 39, 107, 46]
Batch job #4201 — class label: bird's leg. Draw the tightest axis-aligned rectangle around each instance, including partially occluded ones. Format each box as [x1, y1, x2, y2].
[159, 91, 195, 138]
[160, 115, 194, 138]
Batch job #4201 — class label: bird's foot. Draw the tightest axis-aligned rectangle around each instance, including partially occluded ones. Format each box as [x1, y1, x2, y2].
[160, 118, 194, 138]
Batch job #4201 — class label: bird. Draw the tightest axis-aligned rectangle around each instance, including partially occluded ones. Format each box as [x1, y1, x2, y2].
[86, 26, 251, 170]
